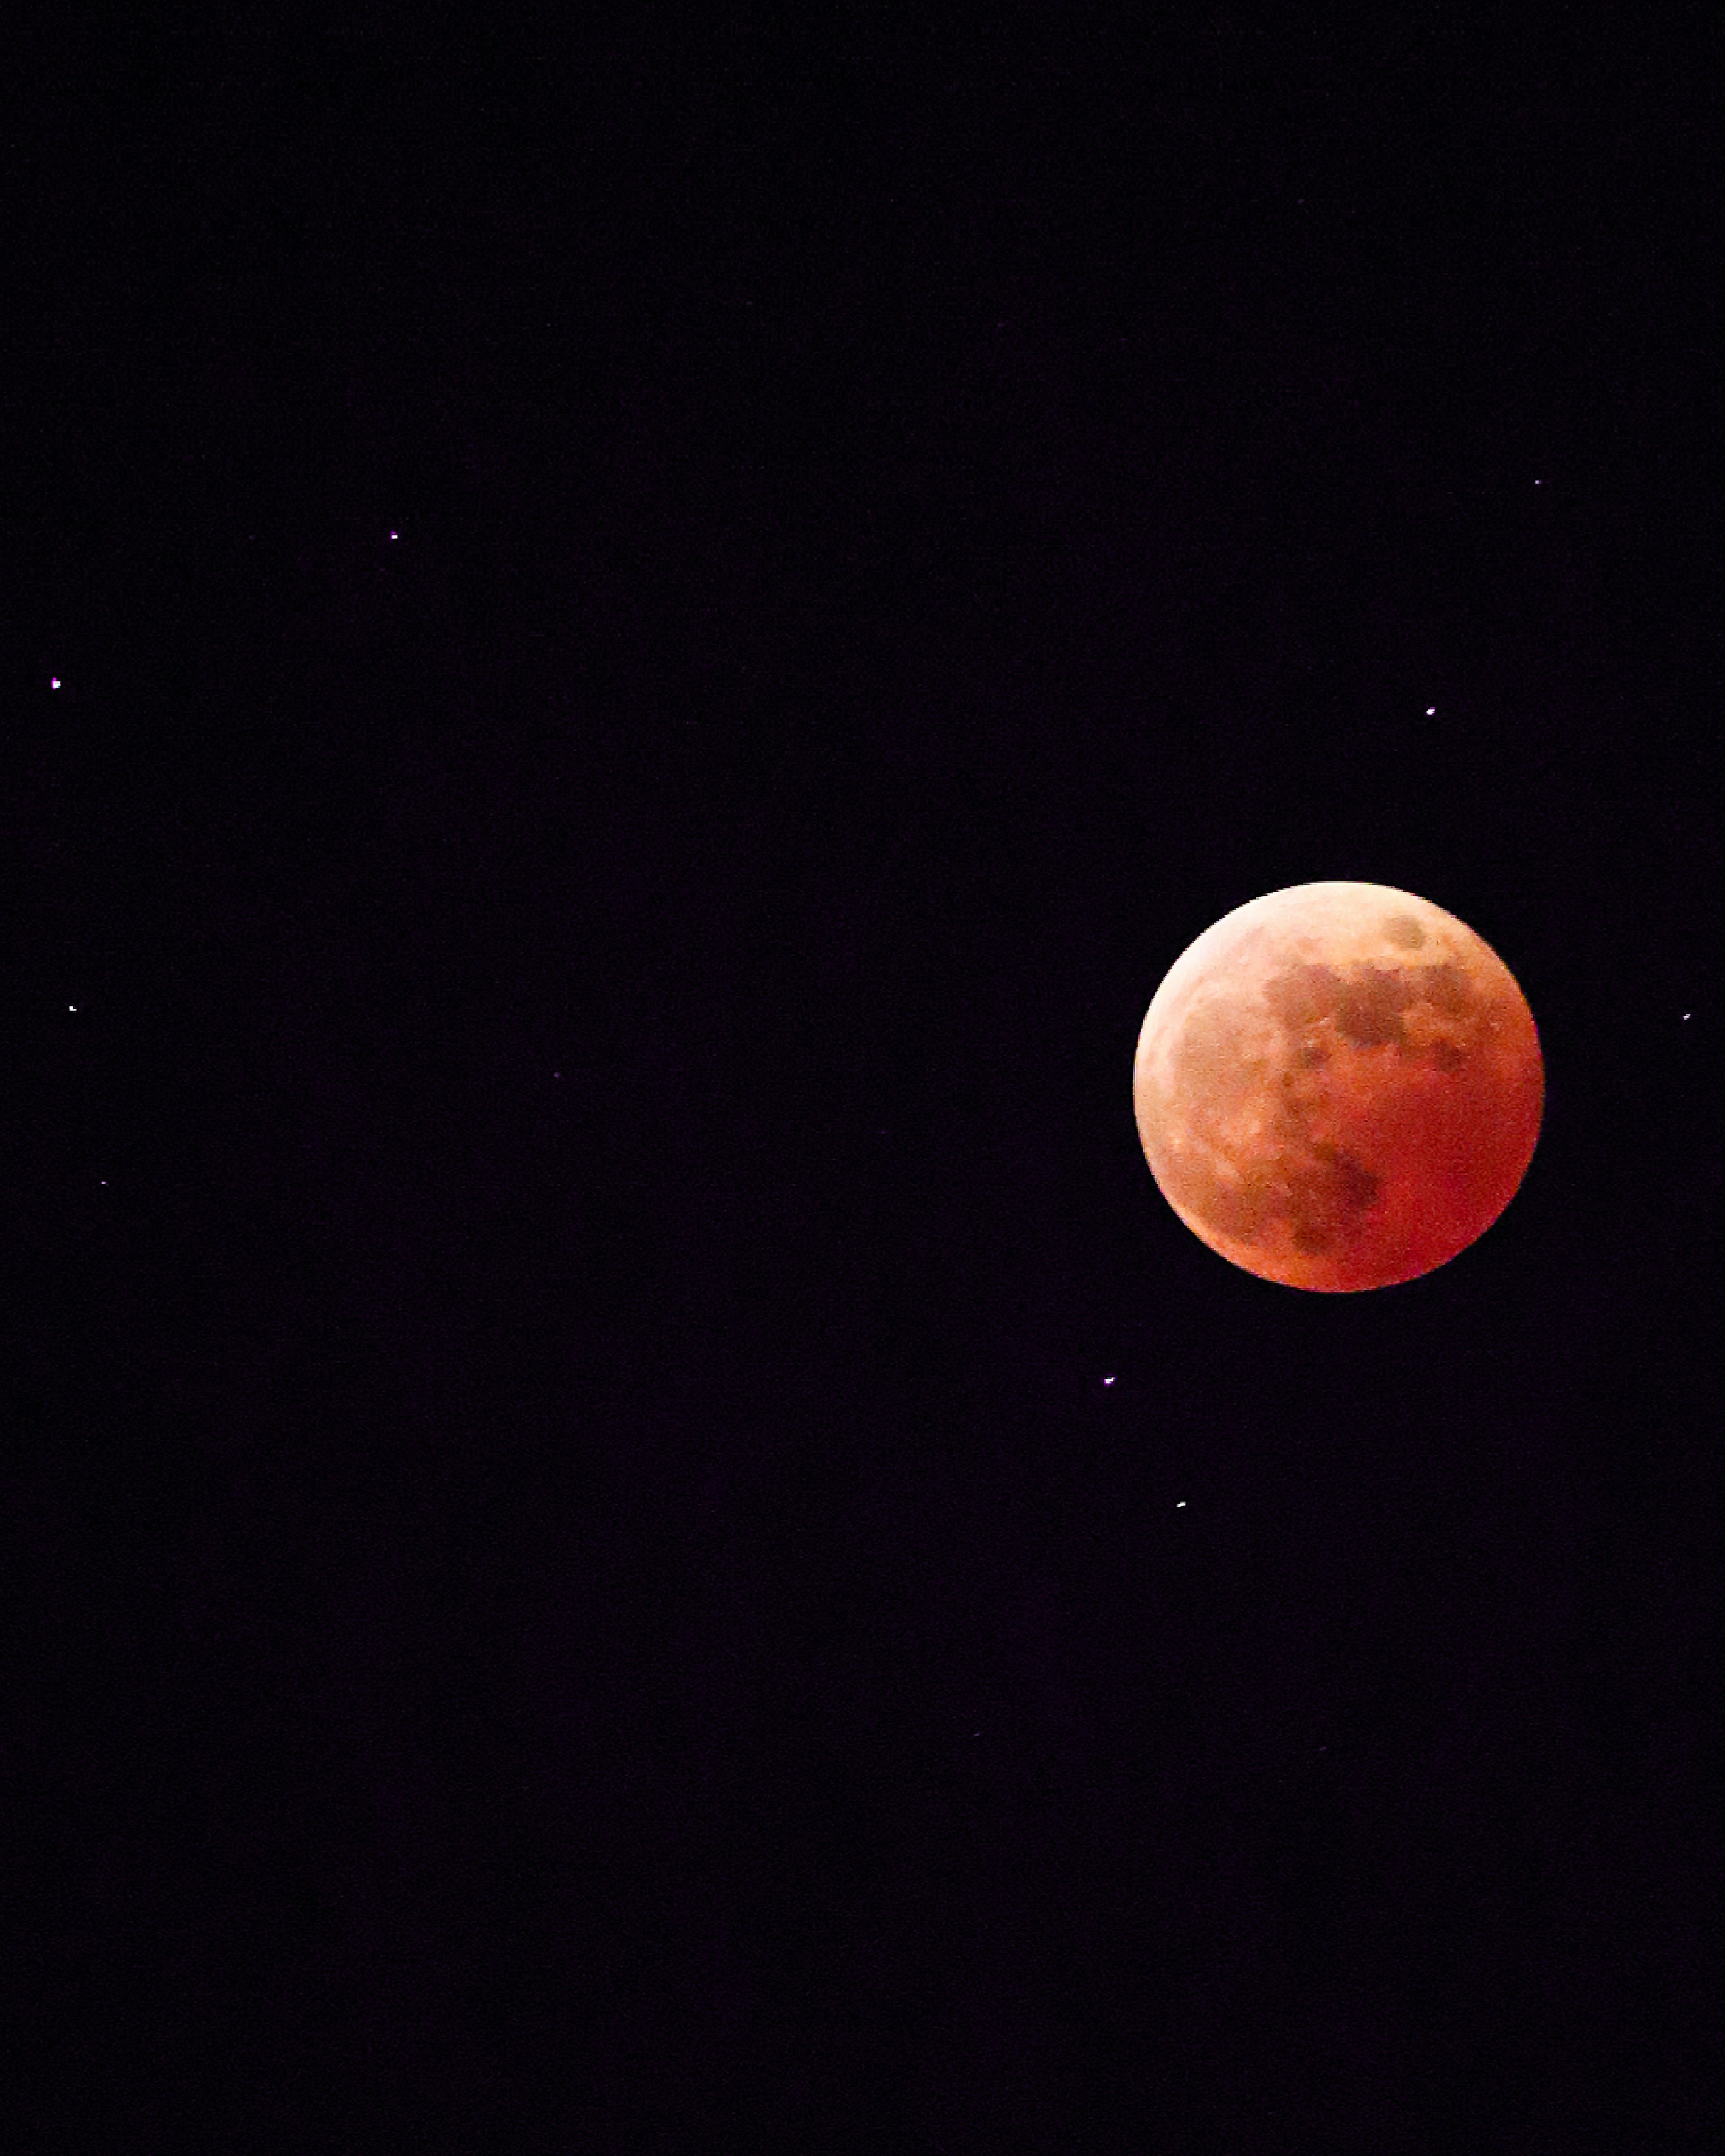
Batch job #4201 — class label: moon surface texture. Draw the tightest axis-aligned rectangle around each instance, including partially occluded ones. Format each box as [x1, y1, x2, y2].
[1134, 883, 1544, 1291]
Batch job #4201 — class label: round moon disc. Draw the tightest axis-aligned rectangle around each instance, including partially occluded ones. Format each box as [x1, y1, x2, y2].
[1133, 882, 1544, 1291]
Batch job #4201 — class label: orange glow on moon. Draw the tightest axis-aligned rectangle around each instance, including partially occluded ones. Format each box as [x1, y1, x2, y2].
[1133, 883, 1544, 1291]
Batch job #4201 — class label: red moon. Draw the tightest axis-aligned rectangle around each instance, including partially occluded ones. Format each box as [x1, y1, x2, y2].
[1133, 883, 1544, 1291]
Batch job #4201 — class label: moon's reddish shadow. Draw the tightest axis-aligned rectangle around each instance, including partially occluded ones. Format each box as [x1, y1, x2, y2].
[1134, 883, 1544, 1291]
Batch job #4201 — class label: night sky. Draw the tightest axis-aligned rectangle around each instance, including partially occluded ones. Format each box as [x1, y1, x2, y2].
[5, 20, 1717, 2150]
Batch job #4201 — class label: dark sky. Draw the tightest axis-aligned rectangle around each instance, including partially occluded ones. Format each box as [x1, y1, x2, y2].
[4, 18, 1716, 2150]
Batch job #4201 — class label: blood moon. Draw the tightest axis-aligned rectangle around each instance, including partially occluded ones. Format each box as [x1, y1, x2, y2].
[1133, 882, 1544, 1291]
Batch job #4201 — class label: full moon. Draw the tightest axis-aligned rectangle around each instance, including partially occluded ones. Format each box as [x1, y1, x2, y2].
[1133, 882, 1544, 1291]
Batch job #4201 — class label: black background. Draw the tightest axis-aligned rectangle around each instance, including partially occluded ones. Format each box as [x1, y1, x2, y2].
[4, 17, 1717, 2150]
